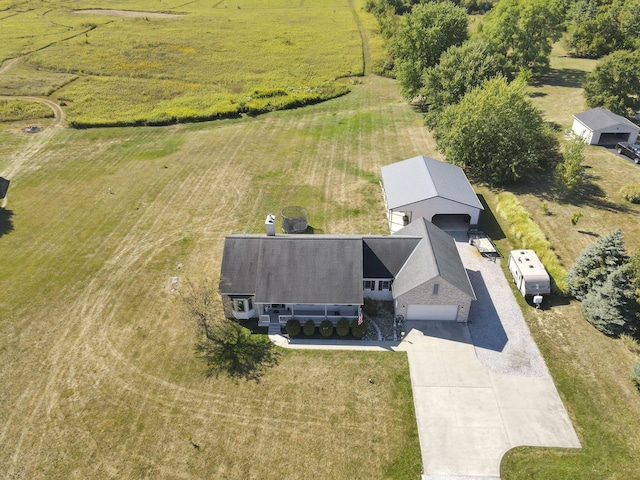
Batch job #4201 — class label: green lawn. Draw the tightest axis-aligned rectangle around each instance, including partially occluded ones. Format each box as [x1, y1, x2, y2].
[3, 6, 640, 478]
[0, 75, 424, 479]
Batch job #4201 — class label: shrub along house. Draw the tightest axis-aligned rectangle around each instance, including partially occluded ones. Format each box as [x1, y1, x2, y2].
[219, 216, 476, 330]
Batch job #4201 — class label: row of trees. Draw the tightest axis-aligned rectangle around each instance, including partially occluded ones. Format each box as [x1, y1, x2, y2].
[383, 0, 563, 185]
[373, 0, 639, 186]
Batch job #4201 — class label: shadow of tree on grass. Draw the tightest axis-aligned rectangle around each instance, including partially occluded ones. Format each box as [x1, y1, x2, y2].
[0, 208, 14, 237]
[195, 322, 281, 383]
[510, 168, 635, 215]
[534, 68, 588, 89]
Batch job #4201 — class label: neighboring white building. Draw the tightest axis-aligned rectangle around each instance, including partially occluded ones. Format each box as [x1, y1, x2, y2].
[381, 155, 484, 234]
[571, 108, 640, 146]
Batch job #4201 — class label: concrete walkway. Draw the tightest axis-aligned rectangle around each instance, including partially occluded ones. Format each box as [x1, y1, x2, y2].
[396, 322, 580, 479]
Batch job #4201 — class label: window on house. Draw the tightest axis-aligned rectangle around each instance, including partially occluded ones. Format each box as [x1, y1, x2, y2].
[379, 280, 391, 291]
[247, 298, 253, 310]
[433, 284, 439, 295]
[363, 280, 375, 290]
[234, 299, 245, 312]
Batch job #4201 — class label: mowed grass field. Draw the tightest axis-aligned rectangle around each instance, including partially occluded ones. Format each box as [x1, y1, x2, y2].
[3, 1, 640, 476]
[0, 75, 429, 479]
[1, 0, 369, 126]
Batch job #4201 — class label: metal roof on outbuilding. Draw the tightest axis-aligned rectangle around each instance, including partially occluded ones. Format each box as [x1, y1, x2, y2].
[381, 155, 483, 211]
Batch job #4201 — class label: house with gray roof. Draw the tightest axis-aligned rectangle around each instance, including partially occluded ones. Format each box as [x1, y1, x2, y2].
[572, 108, 639, 146]
[219, 217, 476, 328]
[381, 155, 483, 234]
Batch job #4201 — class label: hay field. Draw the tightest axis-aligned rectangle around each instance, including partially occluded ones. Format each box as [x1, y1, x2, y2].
[1, 0, 369, 126]
[0, 75, 430, 479]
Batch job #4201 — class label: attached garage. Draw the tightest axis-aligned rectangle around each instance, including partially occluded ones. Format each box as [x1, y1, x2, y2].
[572, 108, 639, 146]
[406, 304, 458, 321]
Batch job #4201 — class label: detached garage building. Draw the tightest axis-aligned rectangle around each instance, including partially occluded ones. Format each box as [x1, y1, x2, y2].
[572, 108, 640, 146]
[381, 155, 484, 234]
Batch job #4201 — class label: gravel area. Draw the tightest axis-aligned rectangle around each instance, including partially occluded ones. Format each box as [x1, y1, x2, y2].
[452, 233, 550, 377]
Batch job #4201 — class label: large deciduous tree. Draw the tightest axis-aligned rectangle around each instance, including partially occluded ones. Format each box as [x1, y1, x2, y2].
[481, 0, 564, 71]
[566, 0, 640, 58]
[180, 279, 280, 382]
[583, 49, 640, 118]
[419, 39, 508, 127]
[434, 76, 558, 185]
[392, 1, 468, 99]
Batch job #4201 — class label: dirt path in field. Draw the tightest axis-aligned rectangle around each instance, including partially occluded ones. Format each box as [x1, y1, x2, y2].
[349, 0, 371, 75]
[73, 9, 183, 19]
[0, 58, 21, 74]
[0, 95, 64, 207]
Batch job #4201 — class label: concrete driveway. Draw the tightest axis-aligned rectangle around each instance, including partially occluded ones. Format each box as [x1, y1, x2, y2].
[398, 322, 580, 479]
[396, 237, 580, 479]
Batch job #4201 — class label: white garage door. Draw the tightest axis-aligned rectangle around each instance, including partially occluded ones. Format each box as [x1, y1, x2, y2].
[406, 305, 458, 321]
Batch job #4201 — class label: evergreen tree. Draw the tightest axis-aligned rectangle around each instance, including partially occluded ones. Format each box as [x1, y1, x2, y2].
[581, 263, 638, 336]
[566, 228, 629, 300]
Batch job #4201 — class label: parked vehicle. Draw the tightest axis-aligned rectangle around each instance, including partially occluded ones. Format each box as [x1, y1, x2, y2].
[507, 250, 551, 299]
[616, 142, 640, 164]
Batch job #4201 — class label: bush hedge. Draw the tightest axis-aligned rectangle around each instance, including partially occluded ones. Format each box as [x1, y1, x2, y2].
[319, 320, 333, 337]
[285, 319, 301, 337]
[632, 359, 640, 392]
[620, 185, 640, 204]
[496, 192, 568, 294]
[351, 317, 367, 338]
[303, 319, 316, 336]
[336, 318, 350, 336]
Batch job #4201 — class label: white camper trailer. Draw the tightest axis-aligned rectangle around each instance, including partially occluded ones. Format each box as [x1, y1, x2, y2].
[508, 250, 551, 298]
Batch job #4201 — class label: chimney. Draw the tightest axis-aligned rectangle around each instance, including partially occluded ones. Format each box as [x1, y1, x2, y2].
[265, 213, 276, 236]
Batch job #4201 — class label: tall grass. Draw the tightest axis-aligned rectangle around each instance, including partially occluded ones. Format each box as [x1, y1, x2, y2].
[496, 191, 568, 294]
[0, 99, 53, 121]
[2, 0, 371, 126]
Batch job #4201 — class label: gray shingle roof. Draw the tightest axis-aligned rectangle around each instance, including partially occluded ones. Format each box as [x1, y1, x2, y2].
[220, 218, 475, 305]
[392, 219, 476, 299]
[381, 155, 483, 211]
[220, 235, 364, 304]
[573, 108, 640, 131]
[363, 237, 421, 278]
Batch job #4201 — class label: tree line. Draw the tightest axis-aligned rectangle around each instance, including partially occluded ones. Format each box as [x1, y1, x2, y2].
[368, 0, 640, 187]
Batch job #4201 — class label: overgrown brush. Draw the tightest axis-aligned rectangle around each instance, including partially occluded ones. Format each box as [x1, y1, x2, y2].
[0, 100, 54, 122]
[620, 185, 640, 204]
[496, 192, 568, 294]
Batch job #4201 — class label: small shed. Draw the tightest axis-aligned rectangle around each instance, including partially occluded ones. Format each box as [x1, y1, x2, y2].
[572, 108, 640, 146]
[381, 155, 483, 234]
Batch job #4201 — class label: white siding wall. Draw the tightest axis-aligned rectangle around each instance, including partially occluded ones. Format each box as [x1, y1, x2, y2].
[572, 118, 594, 144]
[390, 198, 480, 226]
[363, 279, 394, 301]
